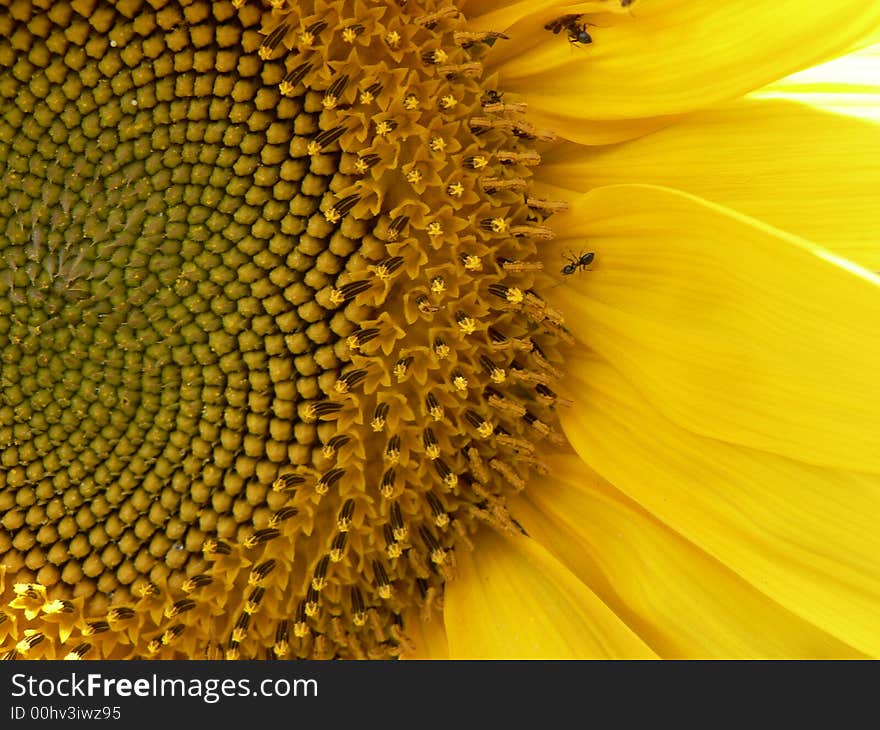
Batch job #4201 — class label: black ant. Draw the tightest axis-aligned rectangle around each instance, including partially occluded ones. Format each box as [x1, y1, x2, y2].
[544, 15, 595, 45]
[561, 250, 595, 276]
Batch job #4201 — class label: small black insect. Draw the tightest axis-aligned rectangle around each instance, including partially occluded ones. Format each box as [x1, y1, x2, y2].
[544, 14, 594, 45]
[561, 250, 595, 276]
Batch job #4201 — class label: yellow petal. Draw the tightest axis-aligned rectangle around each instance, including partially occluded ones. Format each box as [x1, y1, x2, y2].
[444, 529, 656, 658]
[546, 184, 880, 474]
[487, 0, 880, 144]
[537, 52, 880, 270]
[401, 606, 450, 659]
[561, 355, 880, 657]
[512, 452, 863, 658]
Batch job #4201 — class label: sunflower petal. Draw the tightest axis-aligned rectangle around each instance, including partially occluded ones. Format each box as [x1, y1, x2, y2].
[444, 529, 656, 658]
[488, 1, 880, 144]
[537, 50, 880, 269]
[547, 184, 880, 474]
[512, 453, 864, 658]
[560, 355, 880, 657]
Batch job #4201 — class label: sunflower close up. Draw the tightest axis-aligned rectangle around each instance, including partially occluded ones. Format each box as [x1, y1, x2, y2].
[1, 0, 878, 660]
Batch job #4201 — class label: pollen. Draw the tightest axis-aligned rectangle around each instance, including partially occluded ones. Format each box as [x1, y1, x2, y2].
[0, 0, 570, 660]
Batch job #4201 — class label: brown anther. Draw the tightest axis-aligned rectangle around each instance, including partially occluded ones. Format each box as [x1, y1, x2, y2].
[273, 473, 306, 492]
[280, 63, 311, 96]
[371, 402, 389, 431]
[65, 643, 92, 660]
[330, 532, 348, 562]
[426, 492, 450, 527]
[249, 560, 277, 585]
[269, 506, 299, 527]
[351, 587, 366, 626]
[336, 368, 368, 393]
[372, 560, 392, 599]
[433, 459, 458, 489]
[309, 125, 348, 153]
[308, 401, 344, 420]
[245, 528, 281, 548]
[311, 556, 331, 591]
[425, 393, 444, 421]
[497, 150, 542, 166]
[337, 499, 355, 531]
[416, 295, 439, 314]
[380, 467, 396, 498]
[323, 434, 351, 457]
[390, 502, 407, 541]
[317, 468, 346, 495]
[394, 356, 413, 381]
[259, 22, 290, 59]
[384, 435, 401, 463]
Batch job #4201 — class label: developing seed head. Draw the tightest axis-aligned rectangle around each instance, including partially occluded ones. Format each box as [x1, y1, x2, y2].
[0, 0, 570, 659]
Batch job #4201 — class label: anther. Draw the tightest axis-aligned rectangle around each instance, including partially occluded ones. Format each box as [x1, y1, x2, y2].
[432, 337, 450, 358]
[426, 492, 450, 527]
[348, 327, 380, 350]
[479, 355, 507, 383]
[280, 63, 312, 95]
[164, 599, 196, 619]
[416, 295, 439, 314]
[273, 473, 306, 492]
[269, 506, 299, 527]
[309, 126, 348, 154]
[372, 560, 392, 599]
[425, 393, 444, 421]
[351, 587, 366, 626]
[433, 459, 458, 489]
[384, 525, 402, 558]
[330, 532, 348, 562]
[245, 528, 281, 548]
[232, 613, 250, 642]
[260, 22, 290, 59]
[509, 224, 555, 240]
[294, 601, 309, 636]
[384, 435, 401, 463]
[355, 153, 381, 174]
[360, 82, 383, 104]
[64, 643, 92, 660]
[372, 256, 405, 280]
[342, 24, 365, 43]
[108, 607, 135, 621]
[380, 468, 396, 498]
[451, 370, 468, 392]
[387, 215, 410, 240]
[464, 156, 489, 170]
[312, 556, 330, 591]
[337, 499, 355, 531]
[250, 560, 277, 585]
[317, 468, 346, 495]
[331, 280, 372, 305]
[324, 193, 360, 223]
[299, 20, 328, 47]
[393, 356, 413, 382]
[274, 621, 290, 658]
[422, 428, 440, 459]
[461, 253, 482, 271]
[390, 502, 407, 541]
[419, 526, 447, 564]
[430, 275, 446, 293]
[371, 402, 389, 431]
[421, 49, 449, 65]
[244, 587, 265, 614]
[323, 75, 350, 109]
[84, 621, 110, 636]
[455, 311, 477, 334]
[323, 434, 351, 458]
[335, 368, 368, 393]
[308, 401, 344, 420]
[465, 409, 495, 438]
[305, 587, 320, 617]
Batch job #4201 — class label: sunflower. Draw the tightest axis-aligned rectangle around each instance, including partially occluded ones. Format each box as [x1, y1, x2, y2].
[0, 0, 878, 659]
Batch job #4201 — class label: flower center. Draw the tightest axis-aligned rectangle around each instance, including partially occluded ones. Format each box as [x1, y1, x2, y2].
[0, 0, 570, 659]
